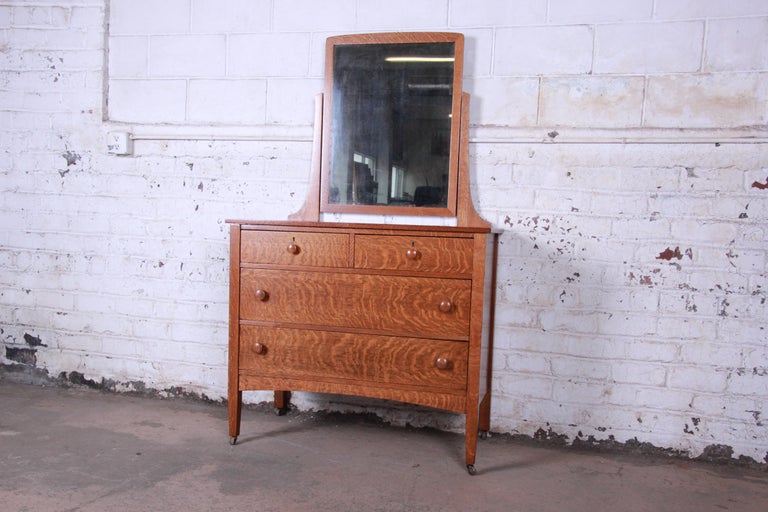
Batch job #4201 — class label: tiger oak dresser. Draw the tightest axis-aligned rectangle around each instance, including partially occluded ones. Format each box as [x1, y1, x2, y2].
[226, 32, 498, 475]
[227, 220, 496, 474]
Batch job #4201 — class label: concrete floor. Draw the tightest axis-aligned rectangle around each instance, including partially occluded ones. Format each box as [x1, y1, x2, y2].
[1, 382, 767, 512]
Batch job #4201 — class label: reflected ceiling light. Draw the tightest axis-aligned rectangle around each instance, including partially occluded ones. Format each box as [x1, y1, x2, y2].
[407, 83, 451, 90]
[385, 56, 455, 63]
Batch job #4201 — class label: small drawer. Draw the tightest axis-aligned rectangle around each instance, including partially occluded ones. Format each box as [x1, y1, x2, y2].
[241, 230, 349, 267]
[239, 326, 468, 392]
[354, 234, 473, 274]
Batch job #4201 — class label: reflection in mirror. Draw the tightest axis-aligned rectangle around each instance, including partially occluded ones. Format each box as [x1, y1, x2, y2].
[321, 34, 463, 216]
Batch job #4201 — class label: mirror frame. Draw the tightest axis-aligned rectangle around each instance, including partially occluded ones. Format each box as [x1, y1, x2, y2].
[319, 32, 465, 218]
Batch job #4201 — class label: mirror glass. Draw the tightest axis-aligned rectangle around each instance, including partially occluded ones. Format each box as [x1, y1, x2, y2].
[320, 33, 463, 216]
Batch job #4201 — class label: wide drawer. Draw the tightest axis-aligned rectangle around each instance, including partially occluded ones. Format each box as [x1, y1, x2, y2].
[239, 325, 468, 391]
[240, 230, 349, 267]
[240, 269, 471, 340]
[354, 234, 473, 274]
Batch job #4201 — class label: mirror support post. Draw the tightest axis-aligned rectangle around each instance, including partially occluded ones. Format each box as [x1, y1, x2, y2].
[288, 93, 324, 222]
[456, 92, 490, 229]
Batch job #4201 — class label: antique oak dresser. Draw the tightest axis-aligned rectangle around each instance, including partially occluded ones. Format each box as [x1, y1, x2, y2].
[227, 33, 497, 475]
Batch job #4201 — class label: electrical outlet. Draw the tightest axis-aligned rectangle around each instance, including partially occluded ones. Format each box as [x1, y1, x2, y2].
[107, 131, 133, 155]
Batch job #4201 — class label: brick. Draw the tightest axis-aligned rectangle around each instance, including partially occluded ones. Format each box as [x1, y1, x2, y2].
[149, 35, 225, 77]
[619, 166, 680, 191]
[670, 219, 740, 245]
[668, 366, 728, 393]
[465, 77, 538, 126]
[70, 6, 103, 30]
[190, 0, 271, 33]
[357, 0, 448, 30]
[228, 33, 310, 77]
[494, 26, 593, 76]
[612, 217, 672, 239]
[612, 362, 668, 386]
[459, 28, 494, 77]
[499, 350, 552, 374]
[552, 380, 613, 404]
[726, 370, 768, 395]
[540, 76, 645, 128]
[595, 21, 703, 74]
[273, 0, 356, 31]
[645, 73, 768, 128]
[109, 0, 189, 35]
[0, 6, 10, 28]
[108, 36, 148, 78]
[657, 317, 717, 340]
[540, 310, 599, 334]
[655, 0, 768, 19]
[598, 313, 658, 337]
[265, 78, 323, 125]
[450, 0, 546, 26]
[188, 79, 267, 124]
[551, 356, 613, 380]
[497, 375, 554, 400]
[108, 79, 186, 123]
[549, 0, 653, 23]
[705, 17, 768, 72]
[12, 6, 52, 27]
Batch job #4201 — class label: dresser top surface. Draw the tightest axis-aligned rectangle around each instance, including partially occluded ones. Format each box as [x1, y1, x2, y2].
[226, 219, 494, 234]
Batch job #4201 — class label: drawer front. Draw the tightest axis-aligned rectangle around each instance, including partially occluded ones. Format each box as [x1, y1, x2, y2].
[239, 325, 468, 391]
[354, 235, 473, 274]
[241, 230, 349, 267]
[240, 269, 471, 340]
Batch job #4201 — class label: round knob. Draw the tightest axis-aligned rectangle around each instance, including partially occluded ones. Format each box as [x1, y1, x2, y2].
[287, 243, 299, 254]
[435, 357, 449, 370]
[406, 248, 419, 260]
[254, 342, 265, 354]
[255, 289, 267, 301]
[438, 300, 453, 313]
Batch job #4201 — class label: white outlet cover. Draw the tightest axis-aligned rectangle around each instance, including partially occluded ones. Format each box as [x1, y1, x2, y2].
[107, 131, 133, 155]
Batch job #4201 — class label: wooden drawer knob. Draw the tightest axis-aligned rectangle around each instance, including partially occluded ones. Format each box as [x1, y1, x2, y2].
[406, 247, 419, 260]
[255, 289, 268, 301]
[287, 242, 299, 254]
[438, 300, 453, 313]
[253, 342, 265, 354]
[435, 357, 449, 370]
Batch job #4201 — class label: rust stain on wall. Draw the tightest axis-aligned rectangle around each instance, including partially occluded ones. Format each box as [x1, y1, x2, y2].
[656, 246, 693, 261]
[751, 178, 768, 190]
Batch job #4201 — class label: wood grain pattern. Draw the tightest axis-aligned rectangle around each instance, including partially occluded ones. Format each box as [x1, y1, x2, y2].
[354, 234, 473, 274]
[241, 230, 349, 267]
[239, 374, 466, 413]
[239, 325, 468, 391]
[239, 269, 471, 340]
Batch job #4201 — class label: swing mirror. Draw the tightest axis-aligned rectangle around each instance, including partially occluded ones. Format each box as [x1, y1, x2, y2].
[320, 32, 464, 217]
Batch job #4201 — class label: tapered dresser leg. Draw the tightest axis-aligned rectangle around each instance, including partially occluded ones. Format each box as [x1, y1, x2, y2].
[229, 389, 242, 445]
[274, 390, 290, 416]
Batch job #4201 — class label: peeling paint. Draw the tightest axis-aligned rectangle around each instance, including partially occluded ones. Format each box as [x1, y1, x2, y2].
[5, 347, 36, 365]
[23, 333, 46, 347]
[746, 410, 763, 426]
[61, 150, 80, 167]
[699, 444, 733, 463]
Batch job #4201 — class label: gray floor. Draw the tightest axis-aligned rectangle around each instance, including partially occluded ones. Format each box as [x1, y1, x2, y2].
[1, 381, 766, 512]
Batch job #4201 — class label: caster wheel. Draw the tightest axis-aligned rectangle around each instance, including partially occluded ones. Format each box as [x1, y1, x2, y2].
[229, 436, 238, 446]
[466, 464, 477, 476]
[479, 430, 488, 440]
[275, 407, 287, 416]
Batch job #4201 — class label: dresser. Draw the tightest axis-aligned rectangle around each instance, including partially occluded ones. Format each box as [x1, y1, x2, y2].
[227, 220, 497, 474]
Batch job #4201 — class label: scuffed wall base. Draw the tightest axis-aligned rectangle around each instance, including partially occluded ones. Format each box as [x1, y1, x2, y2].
[2, 362, 765, 471]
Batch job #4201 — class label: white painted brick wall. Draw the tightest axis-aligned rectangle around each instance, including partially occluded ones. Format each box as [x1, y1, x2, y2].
[1, 0, 767, 466]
